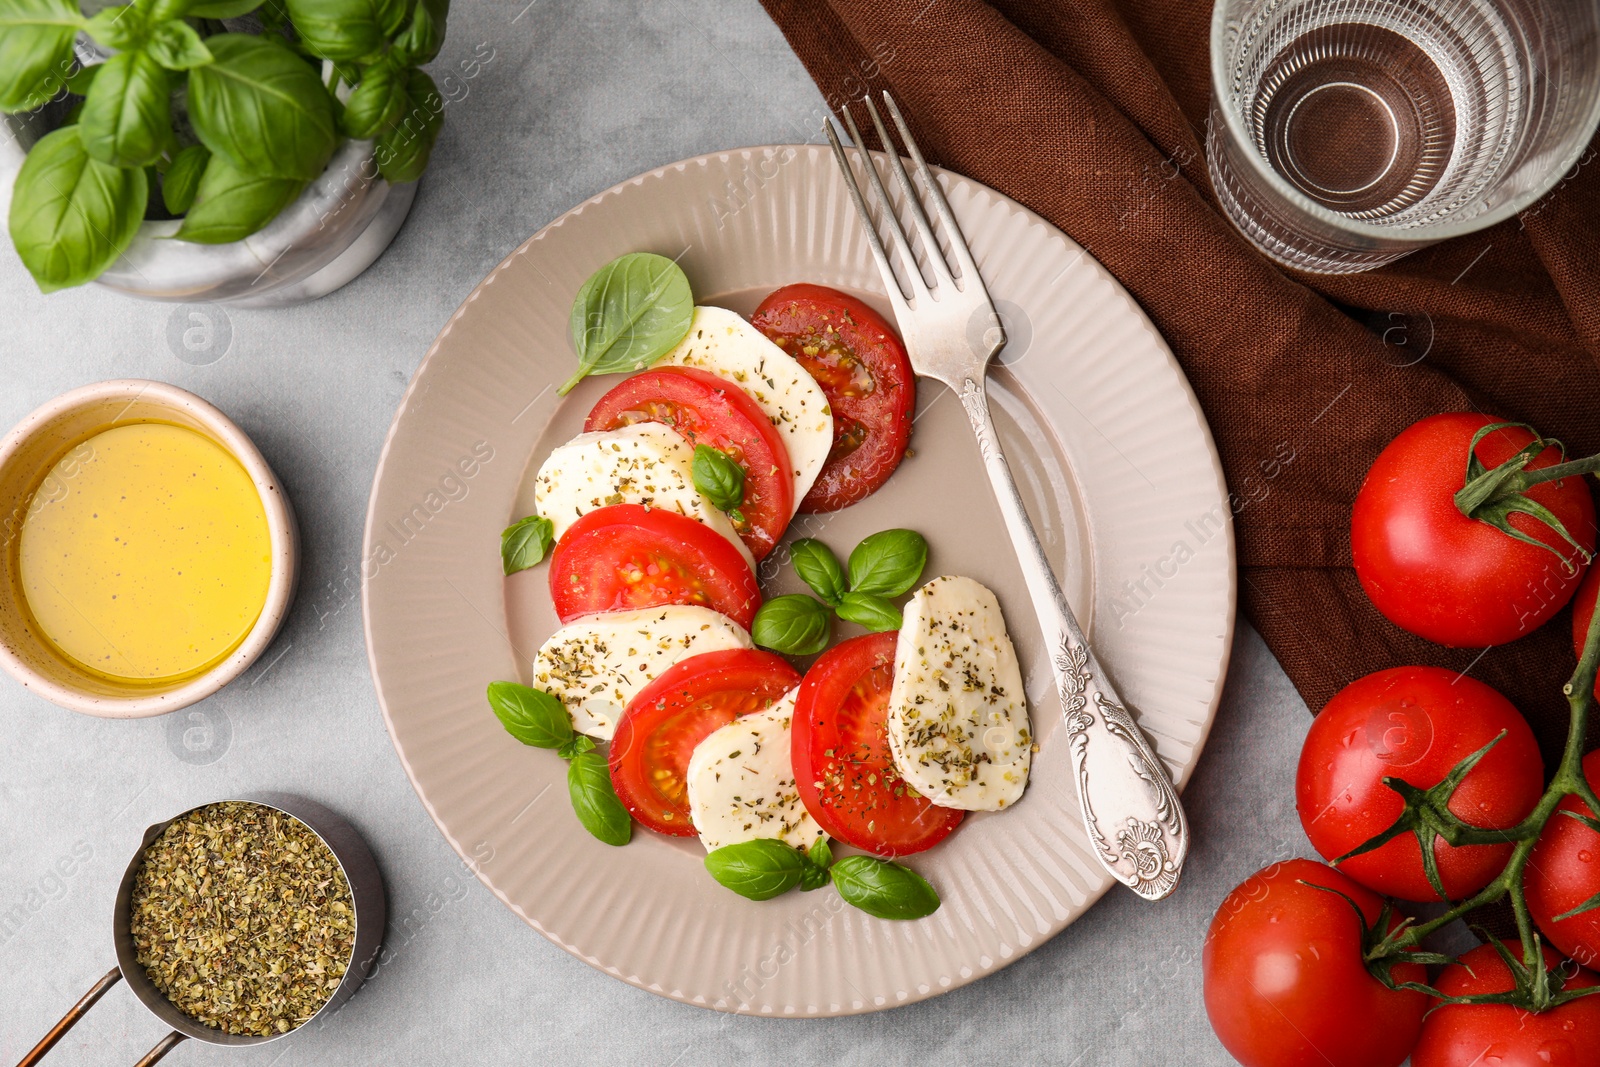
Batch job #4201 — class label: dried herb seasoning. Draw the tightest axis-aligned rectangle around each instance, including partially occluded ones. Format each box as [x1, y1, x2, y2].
[128, 801, 355, 1036]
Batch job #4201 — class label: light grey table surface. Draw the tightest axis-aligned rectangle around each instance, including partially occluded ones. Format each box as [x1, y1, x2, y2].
[0, 2, 1315, 1063]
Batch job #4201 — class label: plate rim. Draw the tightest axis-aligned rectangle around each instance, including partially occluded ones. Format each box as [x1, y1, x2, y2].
[362, 144, 1238, 1016]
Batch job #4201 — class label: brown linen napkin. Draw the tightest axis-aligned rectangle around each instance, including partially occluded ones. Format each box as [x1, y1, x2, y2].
[759, 0, 1600, 770]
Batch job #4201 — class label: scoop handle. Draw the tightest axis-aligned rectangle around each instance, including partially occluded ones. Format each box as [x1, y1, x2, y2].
[18, 967, 123, 1066]
[132, 1032, 186, 1066]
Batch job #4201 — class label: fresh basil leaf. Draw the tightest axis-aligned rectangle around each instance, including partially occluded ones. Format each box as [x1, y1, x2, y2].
[374, 68, 442, 183]
[78, 50, 169, 168]
[799, 838, 832, 891]
[705, 839, 806, 901]
[836, 591, 902, 633]
[282, 0, 402, 60]
[501, 514, 554, 575]
[83, 4, 147, 50]
[9, 126, 147, 292]
[830, 856, 940, 920]
[161, 143, 208, 214]
[392, 0, 444, 64]
[692, 444, 745, 514]
[174, 154, 303, 242]
[146, 18, 213, 69]
[790, 538, 845, 605]
[0, 0, 80, 112]
[568, 750, 632, 846]
[185, 0, 264, 16]
[848, 529, 928, 598]
[65, 62, 100, 96]
[808, 837, 833, 869]
[188, 34, 337, 181]
[561, 252, 693, 394]
[487, 680, 574, 749]
[557, 734, 595, 761]
[751, 594, 831, 656]
[340, 58, 404, 138]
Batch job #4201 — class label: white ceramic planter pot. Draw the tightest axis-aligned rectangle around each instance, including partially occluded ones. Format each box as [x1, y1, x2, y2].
[0, 88, 416, 308]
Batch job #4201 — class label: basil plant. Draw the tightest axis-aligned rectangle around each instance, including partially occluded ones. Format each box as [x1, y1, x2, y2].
[0, 0, 448, 292]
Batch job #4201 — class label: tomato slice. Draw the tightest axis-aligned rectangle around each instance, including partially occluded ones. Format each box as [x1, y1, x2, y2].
[792, 631, 963, 857]
[610, 649, 800, 837]
[751, 284, 915, 513]
[585, 367, 795, 560]
[546, 504, 760, 629]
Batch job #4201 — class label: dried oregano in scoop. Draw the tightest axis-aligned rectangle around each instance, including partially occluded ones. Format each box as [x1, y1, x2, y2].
[128, 801, 355, 1036]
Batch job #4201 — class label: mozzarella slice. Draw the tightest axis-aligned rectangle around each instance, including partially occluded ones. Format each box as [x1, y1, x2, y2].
[531, 606, 751, 740]
[685, 691, 823, 853]
[532, 421, 754, 573]
[887, 575, 1032, 811]
[654, 305, 832, 508]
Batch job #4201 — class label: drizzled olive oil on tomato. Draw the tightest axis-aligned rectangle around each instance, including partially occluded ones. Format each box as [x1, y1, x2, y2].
[17, 422, 271, 682]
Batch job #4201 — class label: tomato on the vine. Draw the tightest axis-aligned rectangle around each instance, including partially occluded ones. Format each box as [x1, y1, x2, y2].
[1296, 667, 1544, 902]
[1527, 748, 1600, 967]
[1203, 859, 1428, 1067]
[1351, 413, 1595, 647]
[1411, 941, 1600, 1067]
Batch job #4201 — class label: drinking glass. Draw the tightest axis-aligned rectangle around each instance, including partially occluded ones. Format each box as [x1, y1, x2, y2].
[1208, 0, 1600, 273]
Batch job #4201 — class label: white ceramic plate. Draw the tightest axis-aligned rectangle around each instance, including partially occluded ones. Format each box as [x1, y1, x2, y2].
[363, 145, 1236, 1016]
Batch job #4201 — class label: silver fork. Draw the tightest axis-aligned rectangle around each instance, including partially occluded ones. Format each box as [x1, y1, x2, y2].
[826, 93, 1189, 901]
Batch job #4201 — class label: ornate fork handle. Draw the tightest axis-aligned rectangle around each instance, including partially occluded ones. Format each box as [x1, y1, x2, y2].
[957, 376, 1188, 900]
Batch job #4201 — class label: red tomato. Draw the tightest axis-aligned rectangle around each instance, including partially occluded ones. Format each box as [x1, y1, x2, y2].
[1412, 941, 1600, 1067]
[791, 631, 962, 857]
[585, 366, 795, 560]
[1570, 566, 1600, 697]
[609, 649, 799, 837]
[1351, 413, 1595, 647]
[1297, 667, 1544, 902]
[1528, 749, 1600, 967]
[1203, 859, 1428, 1067]
[750, 284, 914, 513]
[547, 504, 760, 629]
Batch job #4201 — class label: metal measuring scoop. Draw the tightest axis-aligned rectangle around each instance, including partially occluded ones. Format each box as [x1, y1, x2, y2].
[19, 793, 386, 1066]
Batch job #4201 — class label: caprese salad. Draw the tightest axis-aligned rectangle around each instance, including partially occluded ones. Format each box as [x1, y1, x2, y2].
[488, 252, 1034, 921]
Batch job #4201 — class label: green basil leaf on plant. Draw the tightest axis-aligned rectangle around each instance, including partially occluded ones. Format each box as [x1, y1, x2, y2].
[562, 252, 694, 394]
[751, 594, 831, 656]
[830, 855, 940, 920]
[501, 514, 554, 575]
[0, 0, 80, 113]
[692, 445, 745, 514]
[848, 529, 928, 598]
[8, 126, 147, 292]
[161, 143, 210, 214]
[78, 50, 170, 168]
[568, 750, 632, 846]
[374, 68, 443, 183]
[174, 154, 303, 243]
[705, 839, 807, 901]
[281, 0, 397, 60]
[557, 734, 595, 761]
[188, 34, 337, 181]
[65, 62, 100, 97]
[487, 680, 574, 749]
[835, 591, 902, 633]
[82, 4, 147, 50]
[392, 0, 445, 64]
[185, 0, 265, 16]
[145, 19, 213, 69]
[790, 538, 846, 605]
[340, 59, 404, 138]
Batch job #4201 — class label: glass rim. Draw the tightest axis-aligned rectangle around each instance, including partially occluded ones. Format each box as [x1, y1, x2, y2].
[1208, 1, 1600, 245]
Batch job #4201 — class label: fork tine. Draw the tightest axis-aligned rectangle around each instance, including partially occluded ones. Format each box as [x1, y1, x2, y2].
[861, 95, 956, 288]
[880, 91, 984, 288]
[836, 102, 929, 300]
[823, 117, 911, 313]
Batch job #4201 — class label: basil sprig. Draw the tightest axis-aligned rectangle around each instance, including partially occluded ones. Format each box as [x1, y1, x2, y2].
[704, 837, 940, 920]
[752, 529, 927, 653]
[501, 514, 555, 575]
[487, 681, 631, 846]
[561, 252, 694, 394]
[751, 594, 831, 657]
[692, 444, 745, 520]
